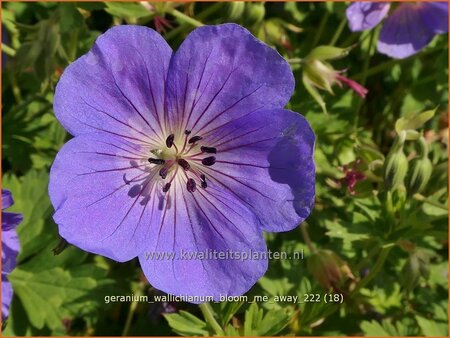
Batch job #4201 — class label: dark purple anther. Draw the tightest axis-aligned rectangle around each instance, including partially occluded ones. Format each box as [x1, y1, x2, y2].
[177, 159, 190, 171]
[188, 136, 203, 144]
[159, 167, 168, 179]
[200, 174, 207, 189]
[202, 156, 216, 166]
[163, 183, 171, 192]
[166, 134, 175, 148]
[148, 158, 165, 165]
[184, 130, 191, 135]
[201, 146, 217, 154]
[187, 178, 196, 193]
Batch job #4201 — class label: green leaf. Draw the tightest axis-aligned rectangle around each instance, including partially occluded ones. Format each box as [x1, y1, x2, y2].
[58, 3, 84, 33]
[395, 108, 436, 133]
[9, 243, 114, 331]
[361, 318, 419, 336]
[243, 303, 291, 336]
[416, 315, 448, 336]
[360, 320, 393, 336]
[164, 310, 209, 336]
[104, 2, 153, 22]
[218, 301, 244, 328]
[2, 95, 66, 171]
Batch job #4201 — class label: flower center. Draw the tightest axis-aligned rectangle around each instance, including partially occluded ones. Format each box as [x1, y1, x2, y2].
[147, 130, 216, 193]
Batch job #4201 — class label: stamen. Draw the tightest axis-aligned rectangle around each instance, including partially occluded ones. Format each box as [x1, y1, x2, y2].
[187, 178, 196, 193]
[188, 136, 203, 144]
[201, 146, 217, 154]
[177, 159, 191, 171]
[202, 156, 216, 166]
[184, 130, 191, 135]
[159, 167, 169, 179]
[200, 174, 207, 189]
[166, 134, 175, 148]
[162, 183, 171, 193]
[148, 158, 165, 165]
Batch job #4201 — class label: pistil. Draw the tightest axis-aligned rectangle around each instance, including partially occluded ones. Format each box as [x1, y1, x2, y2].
[151, 131, 217, 193]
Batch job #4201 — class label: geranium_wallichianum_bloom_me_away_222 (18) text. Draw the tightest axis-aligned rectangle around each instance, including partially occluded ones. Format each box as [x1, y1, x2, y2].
[49, 24, 316, 301]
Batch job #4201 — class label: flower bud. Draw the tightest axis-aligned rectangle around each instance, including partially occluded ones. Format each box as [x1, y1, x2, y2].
[407, 157, 432, 194]
[301, 49, 368, 113]
[243, 3, 265, 27]
[224, 2, 245, 21]
[400, 251, 430, 293]
[302, 59, 336, 94]
[306, 45, 351, 61]
[407, 137, 432, 194]
[307, 249, 354, 290]
[384, 150, 408, 190]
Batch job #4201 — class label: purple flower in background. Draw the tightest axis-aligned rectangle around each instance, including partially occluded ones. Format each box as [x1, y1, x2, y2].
[2, 189, 22, 321]
[346, 2, 448, 59]
[49, 24, 315, 300]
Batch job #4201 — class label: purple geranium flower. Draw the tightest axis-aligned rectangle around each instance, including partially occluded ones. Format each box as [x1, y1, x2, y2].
[2, 189, 22, 321]
[346, 2, 448, 59]
[49, 24, 315, 300]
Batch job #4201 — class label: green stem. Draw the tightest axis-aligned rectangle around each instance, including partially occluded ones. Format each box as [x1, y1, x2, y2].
[354, 244, 379, 271]
[350, 243, 394, 296]
[196, 2, 223, 20]
[122, 282, 146, 336]
[8, 69, 22, 103]
[329, 17, 347, 46]
[353, 29, 375, 132]
[413, 193, 448, 211]
[288, 57, 303, 65]
[165, 3, 221, 40]
[311, 10, 329, 47]
[352, 46, 442, 81]
[353, 58, 399, 81]
[300, 223, 316, 254]
[67, 29, 79, 62]
[319, 243, 394, 320]
[199, 303, 224, 336]
[168, 8, 204, 28]
[2, 43, 16, 57]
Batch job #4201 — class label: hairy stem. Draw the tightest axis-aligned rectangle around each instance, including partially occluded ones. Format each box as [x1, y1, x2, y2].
[300, 223, 317, 254]
[350, 243, 395, 296]
[329, 16, 347, 46]
[122, 282, 146, 336]
[199, 303, 224, 336]
[353, 29, 375, 131]
[169, 8, 204, 28]
[2, 43, 16, 57]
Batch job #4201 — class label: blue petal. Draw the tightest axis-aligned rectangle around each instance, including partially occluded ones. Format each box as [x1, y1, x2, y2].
[2, 212, 23, 231]
[419, 2, 448, 34]
[54, 25, 172, 140]
[2, 278, 13, 321]
[50, 133, 164, 262]
[138, 179, 268, 301]
[2, 229, 19, 275]
[378, 4, 436, 59]
[346, 2, 391, 32]
[165, 23, 294, 136]
[198, 108, 315, 232]
[2, 189, 13, 210]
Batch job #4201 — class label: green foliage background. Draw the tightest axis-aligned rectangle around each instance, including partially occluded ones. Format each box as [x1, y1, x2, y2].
[2, 2, 448, 336]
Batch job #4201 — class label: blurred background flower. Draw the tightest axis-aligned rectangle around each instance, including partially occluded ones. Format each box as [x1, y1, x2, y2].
[1, 189, 22, 322]
[346, 2, 449, 58]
